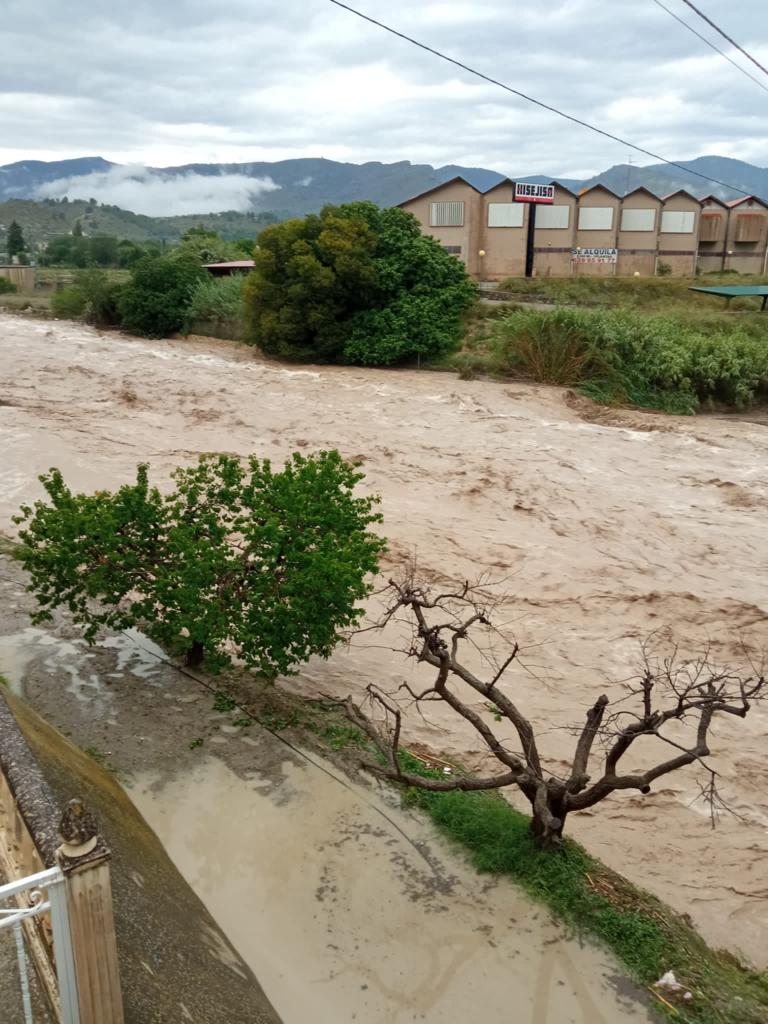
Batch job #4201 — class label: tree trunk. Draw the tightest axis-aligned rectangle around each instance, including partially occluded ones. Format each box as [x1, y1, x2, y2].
[185, 641, 205, 668]
[529, 790, 568, 851]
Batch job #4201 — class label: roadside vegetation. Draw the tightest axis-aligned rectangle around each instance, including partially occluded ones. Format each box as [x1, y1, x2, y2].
[470, 306, 768, 413]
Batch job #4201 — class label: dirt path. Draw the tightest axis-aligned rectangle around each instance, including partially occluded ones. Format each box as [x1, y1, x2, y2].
[1, 314, 766, 965]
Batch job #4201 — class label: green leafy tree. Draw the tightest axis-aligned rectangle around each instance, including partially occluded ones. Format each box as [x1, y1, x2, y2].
[72, 220, 84, 238]
[244, 201, 476, 365]
[7, 220, 26, 260]
[117, 254, 204, 337]
[174, 227, 242, 265]
[88, 235, 119, 267]
[15, 451, 385, 675]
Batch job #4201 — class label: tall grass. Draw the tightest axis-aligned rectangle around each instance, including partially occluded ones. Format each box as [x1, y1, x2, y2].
[186, 274, 245, 326]
[488, 307, 768, 413]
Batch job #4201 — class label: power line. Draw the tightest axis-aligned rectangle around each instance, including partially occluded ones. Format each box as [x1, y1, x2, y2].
[651, 0, 768, 95]
[327, 0, 752, 198]
[678, 0, 768, 79]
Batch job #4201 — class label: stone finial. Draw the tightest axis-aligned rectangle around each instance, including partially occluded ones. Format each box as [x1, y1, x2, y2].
[58, 798, 99, 858]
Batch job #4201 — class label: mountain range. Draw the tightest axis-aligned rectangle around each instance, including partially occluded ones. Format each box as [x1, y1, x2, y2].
[1, 154, 765, 244]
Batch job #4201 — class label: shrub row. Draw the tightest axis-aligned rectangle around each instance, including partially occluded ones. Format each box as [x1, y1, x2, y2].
[51, 257, 243, 338]
[490, 307, 768, 413]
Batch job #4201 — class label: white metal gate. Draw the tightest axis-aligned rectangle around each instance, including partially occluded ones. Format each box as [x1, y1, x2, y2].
[0, 866, 80, 1024]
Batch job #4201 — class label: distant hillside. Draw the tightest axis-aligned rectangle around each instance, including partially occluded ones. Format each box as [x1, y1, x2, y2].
[1, 154, 766, 246]
[0, 199, 278, 246]
[581, 156, 768, 200]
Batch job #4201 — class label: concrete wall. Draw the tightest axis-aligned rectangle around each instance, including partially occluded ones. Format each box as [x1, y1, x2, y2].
[573, 187, 621, 277]
[697, 199, 728, 274]
[533, 185, 577, 277]
[724, 199, 768, 275]
[657, 193, 699, 276]
[480, 180, 527, 280]
[400, 179, 483, 277]
[0, 266, 34, 291]
[616, 189, 661, 276]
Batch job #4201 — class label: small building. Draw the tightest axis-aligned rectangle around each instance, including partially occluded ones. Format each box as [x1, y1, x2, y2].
[480, 178, 527, 279]
[723, 196, 768, 274]
[203, 260, 256, 277]
[657, 191, 700, 276]
[697, 196, 730, 273]
[398, 176, 485, 277]
[0, 265, 34, 292]
[572, 185, 622, 276]
[616, 187, 662, 277]
[533, 183, 579, 277]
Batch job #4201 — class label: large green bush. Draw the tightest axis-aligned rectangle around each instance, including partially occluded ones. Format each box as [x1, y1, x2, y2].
[15, 451, 385, 676]
[118, 255, 204, 338]
[244, 201, 477, 365]
[492, 307, 768, 413]
[0, 277, 17, 295]
[51, 269, 123, 327]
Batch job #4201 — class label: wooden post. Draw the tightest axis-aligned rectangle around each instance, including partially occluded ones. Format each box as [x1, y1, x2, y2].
[58, 800, 124, 1024]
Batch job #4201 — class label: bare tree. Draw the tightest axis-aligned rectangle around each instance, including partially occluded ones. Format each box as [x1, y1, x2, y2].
[344, 572, 765, 850]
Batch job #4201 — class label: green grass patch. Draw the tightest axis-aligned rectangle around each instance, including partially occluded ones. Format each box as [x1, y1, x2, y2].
[496, 274, 768, 314]
[398, 752, 768, 1023]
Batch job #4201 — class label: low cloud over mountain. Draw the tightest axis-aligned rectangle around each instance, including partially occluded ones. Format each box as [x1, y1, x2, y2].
[34, 165, 280, 217]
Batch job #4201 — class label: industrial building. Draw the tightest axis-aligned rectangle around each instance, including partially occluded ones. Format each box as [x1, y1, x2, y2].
[398, 177, 768, 279]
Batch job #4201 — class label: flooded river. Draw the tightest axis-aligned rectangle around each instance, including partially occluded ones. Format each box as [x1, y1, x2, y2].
[0, 314, 766, 967]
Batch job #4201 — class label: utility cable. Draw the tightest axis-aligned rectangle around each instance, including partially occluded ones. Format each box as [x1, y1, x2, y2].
[327, 0, 753, 198]
[678, 0, 768, 79]
[651, 0, 768, 95]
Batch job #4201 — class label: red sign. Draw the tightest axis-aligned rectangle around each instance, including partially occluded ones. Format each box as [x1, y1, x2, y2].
[514, 182, 555, 204]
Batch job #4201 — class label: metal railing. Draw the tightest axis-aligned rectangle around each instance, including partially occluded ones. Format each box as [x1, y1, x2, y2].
[0, 866, 80, 1024]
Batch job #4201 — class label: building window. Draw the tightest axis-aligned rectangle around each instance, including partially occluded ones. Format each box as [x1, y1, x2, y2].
[536, 205, 570, 229]
[620, 208, 656, 232]
[734, 215, 763, 243]
[487, 203, 524, 228]
[442, 245, 462, 255]
[660, 211, 696, 234]
[699, 213, 721, 242]
[430, 201, 464, 227]
[578, 207, 614, 230]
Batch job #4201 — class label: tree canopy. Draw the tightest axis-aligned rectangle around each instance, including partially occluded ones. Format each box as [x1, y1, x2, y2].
[117, 253, 204, 337]
[7, 220, 26, 260]
[15, 451, 385, 676]
[244, 201, 477, 365]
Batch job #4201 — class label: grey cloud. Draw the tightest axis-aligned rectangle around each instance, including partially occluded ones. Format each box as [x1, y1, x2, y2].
[0, 0, 766, 177]
[35, 166, 280, 216]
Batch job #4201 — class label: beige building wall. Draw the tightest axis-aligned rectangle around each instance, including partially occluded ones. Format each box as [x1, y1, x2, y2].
[573, 186, 621, 277]
[723, 198, 768, 275]
[399, 178, 483, 277]
[533, 185, 577, 277]
[616, 188, 661, 276]
[480, 180, 527, 280]
[0, 265, 33, 291]
[657, 192, 699, 276]
[697, 198, 728, 274]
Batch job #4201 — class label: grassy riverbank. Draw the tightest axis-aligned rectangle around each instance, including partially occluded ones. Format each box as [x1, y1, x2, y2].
[194, 671, 768, 1024]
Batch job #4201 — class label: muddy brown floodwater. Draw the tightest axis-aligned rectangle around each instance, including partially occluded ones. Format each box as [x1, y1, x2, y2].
[1, 314, 767, 969]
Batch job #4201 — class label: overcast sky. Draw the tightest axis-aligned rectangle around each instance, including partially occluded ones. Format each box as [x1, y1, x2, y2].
[1, 0, 766, 178]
